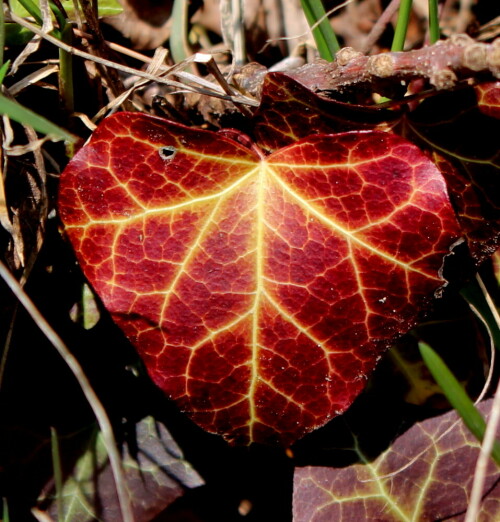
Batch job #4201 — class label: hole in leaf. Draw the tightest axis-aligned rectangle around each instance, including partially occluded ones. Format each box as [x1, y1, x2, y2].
[159, 146, 177, 161]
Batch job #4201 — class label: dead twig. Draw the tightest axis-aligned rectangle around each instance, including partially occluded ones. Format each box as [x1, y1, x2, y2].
[360, 0, 400, 54]
[465, 275, 500, 522]
[290, 34, 500, 94]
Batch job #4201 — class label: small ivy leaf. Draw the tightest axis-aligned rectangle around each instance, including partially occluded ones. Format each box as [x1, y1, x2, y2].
[58, 112, 461, 445]
[39, 417, 204, 521]
[293, 399, 500, 521]
[252, 72, 400, 152]
[407, 86, 500, 263]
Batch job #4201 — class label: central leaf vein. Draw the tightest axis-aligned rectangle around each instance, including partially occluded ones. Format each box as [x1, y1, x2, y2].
[248, 163, 265, 437]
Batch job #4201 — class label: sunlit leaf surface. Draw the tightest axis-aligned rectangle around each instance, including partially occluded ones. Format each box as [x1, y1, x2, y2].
[254, 75, 500, 265]
[59, 113, 461, 445]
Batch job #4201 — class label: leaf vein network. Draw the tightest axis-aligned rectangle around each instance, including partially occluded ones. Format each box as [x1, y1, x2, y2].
[65, 165, 260, 229]
[267, 168, 437, 279]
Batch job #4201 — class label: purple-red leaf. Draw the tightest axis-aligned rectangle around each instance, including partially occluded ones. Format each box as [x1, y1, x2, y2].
[293, 399, 500, 521]
[58, 112, 461, 445]
[407, 86, 500, 262]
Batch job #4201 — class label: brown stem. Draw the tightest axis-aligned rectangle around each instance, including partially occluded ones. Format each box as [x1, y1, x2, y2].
[288, 34, 500, 95]
[77, 0, 129, 103]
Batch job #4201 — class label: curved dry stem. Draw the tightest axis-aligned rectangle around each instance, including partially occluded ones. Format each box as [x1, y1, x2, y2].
[465, 275, 500, 522]
[0, 261, 135, 522]
[466, 376, 500, 522]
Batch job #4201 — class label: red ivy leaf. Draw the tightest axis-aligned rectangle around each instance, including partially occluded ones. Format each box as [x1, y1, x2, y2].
[293, 399, 500, 521]
[58, 113, 461, 445]
[253, 76, 500, 263]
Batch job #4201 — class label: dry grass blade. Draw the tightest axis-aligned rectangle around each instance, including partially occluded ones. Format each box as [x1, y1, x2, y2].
[8, 11, 258, 108]
[465, 376, 500, 522]
[9, 0, 54, 74]
[220, 0, 246, 66]
[0, 261, 135, 522]
[465, 275, 500, 522]
[0, 140, 12, 236]
[93, 47, 170, 120]
[8, 65, 59, 96]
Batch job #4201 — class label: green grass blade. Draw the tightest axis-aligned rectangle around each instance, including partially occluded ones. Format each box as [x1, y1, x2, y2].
[50, 426, 64, 521]
[49, 0, 68, 31]
[95, 0, 123, 17]
[419, 341, 500, 465]
[11, 0, 43, 26]
[300, 0, 340, 61]
[12, 0, 122, 20]
[0, 0, 5, 67]
[391, 0, 413, 51]
[65, 0, 122, 18]
[170, 0, 192, 68]
[2, 497, 9, 522]
[0, 93, 75, 142]
[428, 0, 440, 44]
[0, 61, 11, 85]
[59, 23, 74, 115]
